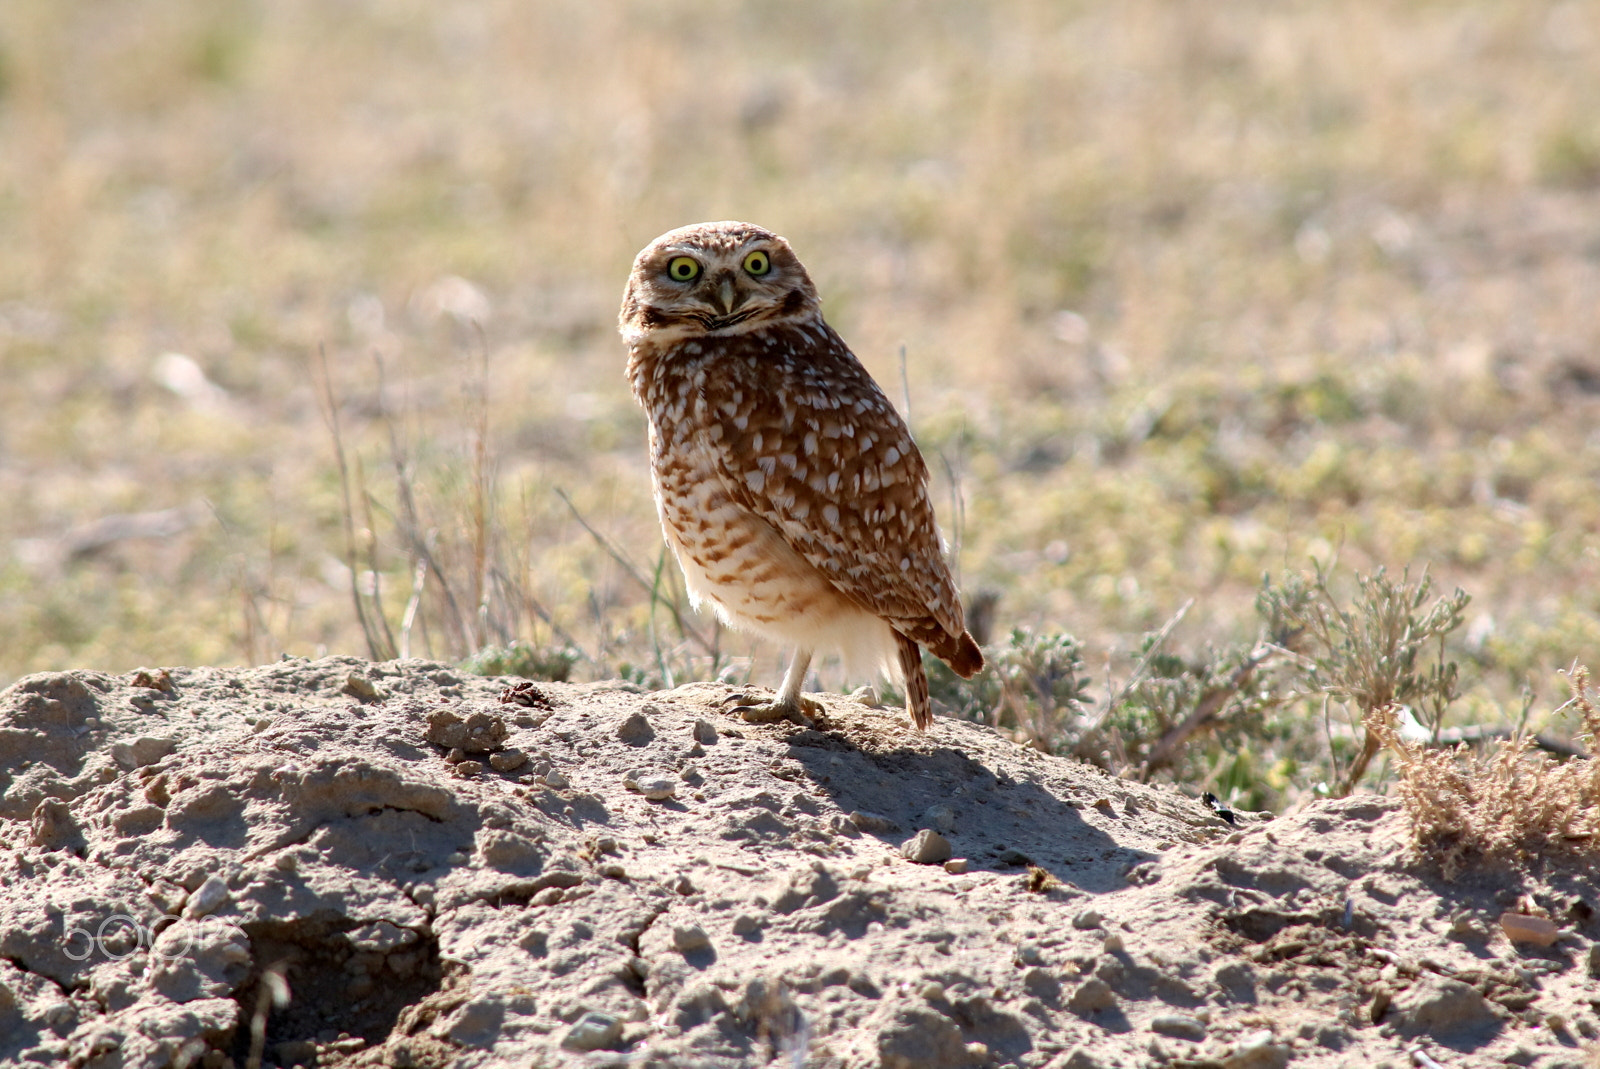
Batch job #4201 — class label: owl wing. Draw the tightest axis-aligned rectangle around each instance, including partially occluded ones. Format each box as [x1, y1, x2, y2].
[692, 325, 967, 647]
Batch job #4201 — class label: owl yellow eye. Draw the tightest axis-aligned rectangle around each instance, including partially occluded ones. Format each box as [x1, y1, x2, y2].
[742, 250, 772, 276]
[667, 256, 701, 282]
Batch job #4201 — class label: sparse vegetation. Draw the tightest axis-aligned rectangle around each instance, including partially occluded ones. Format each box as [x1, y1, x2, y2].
[2, 0, 1599, 830]
[1374, 665, 1600, 877]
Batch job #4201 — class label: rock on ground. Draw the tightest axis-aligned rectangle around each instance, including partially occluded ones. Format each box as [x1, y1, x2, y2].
[0, 656, 1597, 1068]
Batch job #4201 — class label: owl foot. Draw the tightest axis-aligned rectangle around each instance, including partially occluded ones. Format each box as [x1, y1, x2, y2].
[724, 691, 823, 725]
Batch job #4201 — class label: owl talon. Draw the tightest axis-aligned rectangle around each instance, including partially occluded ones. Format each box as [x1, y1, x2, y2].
[731, 694, 823, 725]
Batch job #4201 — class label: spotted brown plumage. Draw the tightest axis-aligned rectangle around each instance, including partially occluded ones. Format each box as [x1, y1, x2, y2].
[620, 220, 983, 729]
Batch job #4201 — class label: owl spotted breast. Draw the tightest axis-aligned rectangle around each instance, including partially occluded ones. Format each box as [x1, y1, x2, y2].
[620, 221, 983, 729]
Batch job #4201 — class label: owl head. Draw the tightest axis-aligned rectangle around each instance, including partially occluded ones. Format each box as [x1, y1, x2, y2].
[619, 221, 820, 346]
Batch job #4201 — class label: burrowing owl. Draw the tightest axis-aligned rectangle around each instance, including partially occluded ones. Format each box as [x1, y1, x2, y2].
[620, 221, 984, 729]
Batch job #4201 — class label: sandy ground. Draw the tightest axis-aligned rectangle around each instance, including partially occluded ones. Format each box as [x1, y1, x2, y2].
[0, 657, 1596, 1069]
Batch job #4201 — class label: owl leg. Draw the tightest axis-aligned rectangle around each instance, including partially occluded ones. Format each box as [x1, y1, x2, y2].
[728, 646, 823, 724]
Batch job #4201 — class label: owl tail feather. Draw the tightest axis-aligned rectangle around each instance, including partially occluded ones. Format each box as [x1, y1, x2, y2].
[895, 632, 933, 731]
[945, 631, 985, 679]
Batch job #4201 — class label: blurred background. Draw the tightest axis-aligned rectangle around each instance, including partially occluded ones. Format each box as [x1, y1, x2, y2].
[2, 0, 1598, 799]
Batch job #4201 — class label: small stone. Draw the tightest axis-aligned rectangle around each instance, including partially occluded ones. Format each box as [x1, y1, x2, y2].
[732, 914, 759, 936]
[1500, 911, 1559, 946]
[672, 924, 711, 953]
[1151, 1014, 1206, 1041]
[944, 858, 969, 874]
[112, 736, 178, 770]
[1016, 942, 1044, 966]
[1022, 967, 1057, 998]
[1368, 986, 1392, 1024]
[1068, 977, 1116, 1014]
[1061, 1048, 1101, 1069]
[28, 799, 78, 850]
[624, 772, 677, 800]
[342, 673, 380, 701]
[849, 810, 898, 832]
[921, 804, 956, 833]
[921, 981, 945, 1001]
[1588, 944, 1600, 978]
[899, 829, 953, 864]
[1072, 909, 1104, 930]
[1222, 1029, 1288, 1069]
[692, 719, 718, 744]
[561, 1011, 621, 1051]
[1402, 976, 1496, 1034]
[182, 874, 230, 919]
[543, 771, 570, 789]
[617, 711, 655, 745]
[1102, 933, 1124, 953]
[489, 749, 528, 773]
[599, 863, 627, 879]
[453, 760, 484, 778]
[426, 707, 507, 753]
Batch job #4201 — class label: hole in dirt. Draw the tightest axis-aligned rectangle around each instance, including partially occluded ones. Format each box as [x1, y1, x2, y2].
[228, 917, 442, 1065]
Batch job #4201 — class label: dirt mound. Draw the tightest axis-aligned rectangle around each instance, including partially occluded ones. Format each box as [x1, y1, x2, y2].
[1, 657, 1595, 1068]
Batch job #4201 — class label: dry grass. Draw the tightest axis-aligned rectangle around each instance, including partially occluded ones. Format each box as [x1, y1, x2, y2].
[3, 0, 1600, 807]
[1376, 666, 1600, 878]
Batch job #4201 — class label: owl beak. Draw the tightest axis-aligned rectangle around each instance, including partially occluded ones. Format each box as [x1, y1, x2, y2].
[715, 277, 737, 316]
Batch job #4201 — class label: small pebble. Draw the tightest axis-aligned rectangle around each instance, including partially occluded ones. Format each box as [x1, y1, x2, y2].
[182, 875, 230, 919]
[1102, 933, 1125, 953]
[1068, 977, 1117, 1013]
[626, 775, 677, 801]
[944, 858, 969, 875]
[561, 1012, 621, 1052]
[1072, 909, 1104, 930]
[849, 810, 898, 832]
[1151, 1014, 1206, 1041]
[692, 719, 718, 744]
[899, 829, 953, 864]
[1500, 911, 1559, 946]
[921, 803, 956, 833]
[543, 771, 570, 789]
[672, 924, 711, 953]
[731, 914, 759, 936]
[111, 736, 178, 770]
[489, 749, 527, 773]
[617, 711, 654, 745]
[1223, 1029, 1288, 1069]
